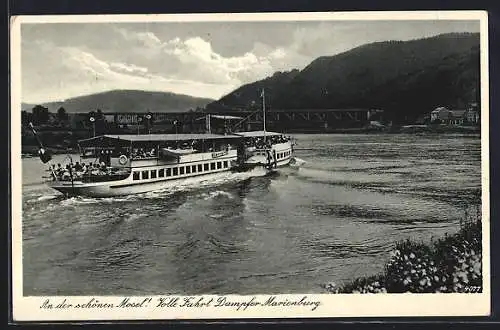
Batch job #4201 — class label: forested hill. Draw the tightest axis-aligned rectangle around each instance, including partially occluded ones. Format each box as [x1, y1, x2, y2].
[22, 90, 214, 113]
[206, 33, 480, 122]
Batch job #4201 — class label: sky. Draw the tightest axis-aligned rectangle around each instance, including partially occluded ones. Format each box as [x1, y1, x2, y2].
[20, 19, 480, 103]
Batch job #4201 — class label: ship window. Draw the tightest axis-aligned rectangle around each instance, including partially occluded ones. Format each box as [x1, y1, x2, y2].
[223, 161, 228, 168]
[192, 165, 197, 173]
[198, 164, 203, 172]
[210, 162, 216, 170]
[142, 170, 149, 180]
[173, 167, 178, 176]
[186, 166, 191, 174]
[151, 170, 157, 179]
[204, 163, 209, 171]
[159, 169, 165, 177]
[166, 168, 171, 177]
[133, 171, 140, 180]
[180, 167, 185, 175]
[217, 161, 222, 169]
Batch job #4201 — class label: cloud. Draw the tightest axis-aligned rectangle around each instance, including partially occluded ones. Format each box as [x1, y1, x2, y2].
[109, 28, 284, 86]
[158, 35, 282, 85]
[21, 39, 235, 102]
[115, 27, 162, 48]
[110, 62, 149, 74]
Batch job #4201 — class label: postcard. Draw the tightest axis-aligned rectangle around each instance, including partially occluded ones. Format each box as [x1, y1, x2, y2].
[10, 11, 490, 321]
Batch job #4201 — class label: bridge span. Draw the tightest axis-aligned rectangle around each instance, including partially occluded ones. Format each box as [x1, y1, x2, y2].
[71, 108, 384, 133]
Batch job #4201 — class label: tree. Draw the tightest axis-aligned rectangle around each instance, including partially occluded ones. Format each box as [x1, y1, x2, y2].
[31, 105, 49, 125]
[57, 107, 68, 123]
[21, 110, 31, 125]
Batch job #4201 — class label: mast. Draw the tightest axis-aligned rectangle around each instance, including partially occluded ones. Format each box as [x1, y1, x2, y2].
[261, 88, 266, 143]
[206, 114, 211, 134]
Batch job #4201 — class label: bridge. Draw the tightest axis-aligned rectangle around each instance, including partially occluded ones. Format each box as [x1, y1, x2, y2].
[70, 108, 384, 133]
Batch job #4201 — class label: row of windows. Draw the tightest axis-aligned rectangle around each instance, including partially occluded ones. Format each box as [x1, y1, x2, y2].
[277, 150, 292, 160]
[132, 160, 229, 181]
[255, 150, 292, 158]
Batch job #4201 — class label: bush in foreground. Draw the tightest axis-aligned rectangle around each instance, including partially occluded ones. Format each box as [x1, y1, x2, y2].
[325, 216, 482, 294]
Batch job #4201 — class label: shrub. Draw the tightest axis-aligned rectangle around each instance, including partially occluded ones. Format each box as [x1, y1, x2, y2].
[326, 214, 482, 294]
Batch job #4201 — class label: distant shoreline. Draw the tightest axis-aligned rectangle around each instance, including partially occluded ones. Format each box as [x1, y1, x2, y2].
[21, 127, 480, 158]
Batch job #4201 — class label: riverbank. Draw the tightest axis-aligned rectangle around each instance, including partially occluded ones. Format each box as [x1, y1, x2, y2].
[324, 211, 482, 294]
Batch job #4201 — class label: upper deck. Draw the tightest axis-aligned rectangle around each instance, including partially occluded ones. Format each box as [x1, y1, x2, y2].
[79, 133, 242, 147]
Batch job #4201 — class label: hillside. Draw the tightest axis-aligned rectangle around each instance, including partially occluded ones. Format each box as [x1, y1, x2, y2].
[22, 90, 214, 113]
[206, 33, 480, 122]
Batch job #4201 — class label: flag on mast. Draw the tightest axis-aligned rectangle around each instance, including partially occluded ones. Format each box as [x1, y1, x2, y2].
[28, 122, 52, 163]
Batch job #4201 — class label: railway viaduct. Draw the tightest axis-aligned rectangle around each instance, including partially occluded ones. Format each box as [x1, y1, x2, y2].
[105, 108, 384, 131]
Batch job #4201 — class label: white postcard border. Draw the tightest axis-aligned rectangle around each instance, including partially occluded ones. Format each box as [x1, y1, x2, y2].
[10, 10, 491, 321]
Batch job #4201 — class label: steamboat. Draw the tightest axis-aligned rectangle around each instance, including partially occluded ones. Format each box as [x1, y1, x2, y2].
[30, 90, 300, 197]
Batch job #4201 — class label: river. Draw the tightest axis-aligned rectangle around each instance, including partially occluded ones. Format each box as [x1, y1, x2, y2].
[21, 133, 481, 295]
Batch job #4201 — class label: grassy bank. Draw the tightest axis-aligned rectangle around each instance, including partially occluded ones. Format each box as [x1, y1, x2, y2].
[325, 214, 482, 294]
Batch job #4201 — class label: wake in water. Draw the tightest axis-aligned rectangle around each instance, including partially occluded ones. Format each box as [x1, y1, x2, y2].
[201, 190, 235, 201]
[23, 166, 271, 208]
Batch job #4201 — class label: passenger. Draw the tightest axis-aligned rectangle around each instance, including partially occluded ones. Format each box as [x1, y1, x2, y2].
[74, 161, 82, 171]
[62, 167, 71, 180]
[91, 166, 100, 176]
[48, 165, 57, 180]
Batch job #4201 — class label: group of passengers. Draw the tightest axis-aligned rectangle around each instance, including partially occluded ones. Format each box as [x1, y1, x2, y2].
[131, 147, 157, 159]
[48, 161, 109, 181]
[244, 135, 290, 149]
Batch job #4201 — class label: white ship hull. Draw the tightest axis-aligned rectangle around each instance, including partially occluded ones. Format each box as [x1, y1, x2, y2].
[48, 169, 236, 197]
[47, 142, 294, 197]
